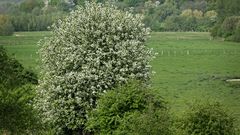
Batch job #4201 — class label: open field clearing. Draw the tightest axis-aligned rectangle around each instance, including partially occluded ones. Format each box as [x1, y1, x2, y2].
[1, 31, 240, 125]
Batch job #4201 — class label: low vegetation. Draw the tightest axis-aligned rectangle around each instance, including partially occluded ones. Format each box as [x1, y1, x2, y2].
[210, 0, 240, 42]
[180, 101, 238, 135]
[0, 47, 41, 134]
[211, 16, 240, 42]
[0, 46, 37, 88]
[86, 81, 172, 135]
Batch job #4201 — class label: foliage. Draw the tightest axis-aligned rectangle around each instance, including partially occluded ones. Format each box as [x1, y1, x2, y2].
[211, 16, 240, 42]
[10, 13, 64, 31]
[0, 84, 43, 134]
[180, 101, 238, 135]
[162, 7, 216, 32]
[0, 0, 66, 32]
[193, 10, 203, 19]
[19, 0, 44, 13]
[205, 10, 217, 19]
[0, 15, 14, 36]
[210, 24, 220, 37]
[163, 15, 214, 32]
[181, 9, 192, 17]
[36, 1, 152, 134]
[233, 22, 240, 42]
[86, 81, 172, 135]
[0, 0, 219, 32]
[143, 0, 179, 31]
[180, 0, 208, 12]
[221, 16, 240, 38]
[0, 47, 41, 134]
[0, 46, 38, 89]
[210, 0, 240, 41]
[215, 0, 240, 21]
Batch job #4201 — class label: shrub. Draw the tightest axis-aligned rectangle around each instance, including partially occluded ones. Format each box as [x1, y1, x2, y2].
[221, 16, 240, 38]
[210, 24, 222, 37]
[205, 10, 217, 21]
[193, 10, 203, 19]
[0, 15, 14, 36]
[0, 46, 38, 89]
[0, 47, 41, 134]
[0, 84, 43, 134]
[163, 16, 181, 31]
[36, 1, 153, 134]
[86, 81, 172, 135]
[233, 22, 240, 42]
[178, 16, 197, 31]
[181, 101, 237, 135]
[210, 25, 217, 37]
[181, 9, 193, 17]
[211, 16, 240, 42]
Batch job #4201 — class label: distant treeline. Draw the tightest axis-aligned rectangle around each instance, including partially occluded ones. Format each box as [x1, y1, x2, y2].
[0, 0, 217, 32]
[210, 0, 240, 42]
[0, 0, 67, 32]
[0, 0, 240, 42]
[10, 13, 64, 31]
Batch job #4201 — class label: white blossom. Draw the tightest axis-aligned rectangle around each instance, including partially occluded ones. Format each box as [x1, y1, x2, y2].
[35, 1, 153, 133]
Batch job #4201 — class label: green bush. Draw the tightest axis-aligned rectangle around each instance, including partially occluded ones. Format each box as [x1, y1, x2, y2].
[0, 84, 43, 134]
[0, 15, 14, 36]
[221, 16, 240, 38]
[0, 47, 41, 134]
[123, 105, 172, 135]
[233, 22, 240, 42]
[211, 16, 240, 42]
[180, 101, 237, 135]
[163, 16, 181, 31]
[210, 24, 221, 37]
[0, 46, 38, 89]
[86, 81, 172, 135]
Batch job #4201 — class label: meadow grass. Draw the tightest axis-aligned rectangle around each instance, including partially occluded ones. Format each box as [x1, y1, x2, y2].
[1, 31, 240, 125]
[0, 31, 50, 72]
[149, 32, 240, 124]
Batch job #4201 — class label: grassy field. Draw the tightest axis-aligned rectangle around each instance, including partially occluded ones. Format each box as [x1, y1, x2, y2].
[0, 32, 51, 72]
[1, 32, 240, 125]
[148, 32, 240, 119]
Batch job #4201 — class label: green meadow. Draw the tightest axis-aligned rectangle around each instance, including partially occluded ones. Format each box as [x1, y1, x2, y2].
[0, 32, 50, 72]
[148, 32, 240, 119]
[1, 31, 240, 124]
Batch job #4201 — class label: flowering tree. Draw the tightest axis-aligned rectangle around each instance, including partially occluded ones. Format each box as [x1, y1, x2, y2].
[36, 1, 152, 134]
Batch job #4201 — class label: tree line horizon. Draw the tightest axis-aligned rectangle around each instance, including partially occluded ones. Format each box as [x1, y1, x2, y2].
[0, 0, 240, 42]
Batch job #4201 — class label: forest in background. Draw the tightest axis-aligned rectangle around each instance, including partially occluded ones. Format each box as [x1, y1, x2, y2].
[0, 0, 240, 41]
